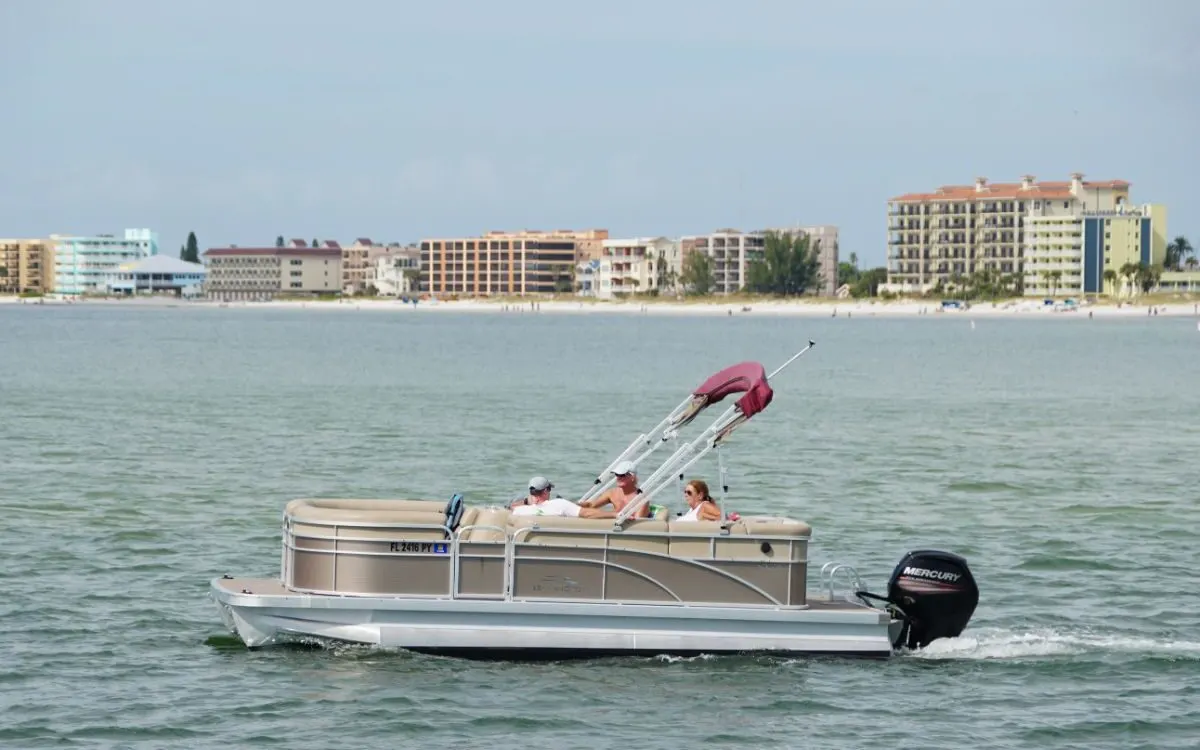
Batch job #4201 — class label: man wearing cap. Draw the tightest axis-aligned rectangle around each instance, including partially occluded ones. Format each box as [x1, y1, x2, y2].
[511, 476, 616, 518]
[578, 460, 649, 519]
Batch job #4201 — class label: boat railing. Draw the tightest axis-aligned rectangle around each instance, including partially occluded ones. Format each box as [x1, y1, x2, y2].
[819, 561, 865, 602]
[281, 504, 814, 608]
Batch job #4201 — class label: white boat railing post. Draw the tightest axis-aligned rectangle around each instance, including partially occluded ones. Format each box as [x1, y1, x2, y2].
[716, 444, 729, 517]
[578, 394, 696, 504]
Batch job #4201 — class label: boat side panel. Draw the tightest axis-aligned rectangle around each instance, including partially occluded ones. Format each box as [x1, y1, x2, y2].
[334, 555, 452, 596]
[456, 542, 505, 597]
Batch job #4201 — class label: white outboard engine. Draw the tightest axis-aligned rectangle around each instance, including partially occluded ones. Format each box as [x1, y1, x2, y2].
[859, 549, 979, 650]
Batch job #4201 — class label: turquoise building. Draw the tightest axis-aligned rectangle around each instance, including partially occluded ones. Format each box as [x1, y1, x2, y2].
[53, 228, 158, 296]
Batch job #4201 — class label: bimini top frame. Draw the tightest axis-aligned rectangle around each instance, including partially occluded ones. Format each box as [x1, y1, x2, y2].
[575, 341, 817, 523]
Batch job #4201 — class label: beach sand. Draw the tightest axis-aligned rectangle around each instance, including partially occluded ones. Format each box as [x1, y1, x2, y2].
[4, 294, 1198, 318]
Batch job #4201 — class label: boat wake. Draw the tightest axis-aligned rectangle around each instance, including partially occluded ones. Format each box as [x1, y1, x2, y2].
[905, 626, 1200, 661]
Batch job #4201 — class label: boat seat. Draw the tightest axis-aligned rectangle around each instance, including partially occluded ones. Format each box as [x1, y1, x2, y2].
[286, 498, 451, 540]
[511, 516, 671, 553]
[463, 507, 511, 542]
[738, 516, 813, 537]
[286, 498, 447, 516]
[456, 506, 481, 532]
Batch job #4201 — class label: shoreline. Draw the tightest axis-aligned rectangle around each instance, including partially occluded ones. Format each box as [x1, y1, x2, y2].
[3, 294, 1198, 318]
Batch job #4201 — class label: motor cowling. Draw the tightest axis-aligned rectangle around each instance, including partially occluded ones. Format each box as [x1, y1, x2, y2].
[886, 550, 979, 651]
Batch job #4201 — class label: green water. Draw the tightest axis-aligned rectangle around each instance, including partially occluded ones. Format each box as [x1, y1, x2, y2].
[2, 305, 1198, 749]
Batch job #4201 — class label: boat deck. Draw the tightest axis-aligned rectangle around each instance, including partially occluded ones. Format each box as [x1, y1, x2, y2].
[212, 576, 876, 614]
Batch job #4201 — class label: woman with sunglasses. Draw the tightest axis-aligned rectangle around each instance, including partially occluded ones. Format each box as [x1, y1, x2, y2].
[677, 479, 722, 522]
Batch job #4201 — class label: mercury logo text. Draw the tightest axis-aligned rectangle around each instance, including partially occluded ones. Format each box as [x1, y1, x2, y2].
[902, 567, 962, 582]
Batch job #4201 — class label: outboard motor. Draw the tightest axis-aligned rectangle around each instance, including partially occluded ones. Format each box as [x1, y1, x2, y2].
[859, 550, 979, 651]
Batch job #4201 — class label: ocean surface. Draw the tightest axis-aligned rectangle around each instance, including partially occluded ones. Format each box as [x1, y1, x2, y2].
[2, 303, 1199, 749]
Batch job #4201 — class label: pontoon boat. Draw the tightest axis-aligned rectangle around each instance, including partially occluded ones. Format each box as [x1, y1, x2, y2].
[211, 341, 980, 658]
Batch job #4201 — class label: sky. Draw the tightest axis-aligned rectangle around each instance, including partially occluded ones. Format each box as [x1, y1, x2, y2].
[1, 0, 1196, 266]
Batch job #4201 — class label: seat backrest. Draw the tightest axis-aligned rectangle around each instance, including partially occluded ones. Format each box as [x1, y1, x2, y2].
[464, 507, 512, 542]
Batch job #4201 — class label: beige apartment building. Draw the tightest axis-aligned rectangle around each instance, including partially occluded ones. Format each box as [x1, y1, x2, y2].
[419, 229, 608, 296]
[203, 239, 342, 300]
[340, 238, 418, 294]
[596, 237, 682, 298]
[0, 238, 54, 294]
[764, 225, 840, 296]
[681, 227, 838, 296]
[883, 173, 1131, 294]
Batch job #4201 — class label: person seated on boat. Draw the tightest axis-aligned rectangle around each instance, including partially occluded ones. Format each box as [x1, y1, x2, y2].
[510, 475, 555, 509]
[511, 476, 617, 519]
[577, 460, 649, 519]
[676, 479, 722, 522]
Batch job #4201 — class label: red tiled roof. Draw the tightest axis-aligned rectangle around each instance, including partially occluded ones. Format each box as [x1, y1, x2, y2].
[890, 178, 1130, 203]
[323, 240, 341, 249]
[204, 247, 341, 257]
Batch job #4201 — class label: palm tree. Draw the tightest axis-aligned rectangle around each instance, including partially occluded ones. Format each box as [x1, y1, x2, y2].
[1048, 270, 1062, 298]
[1186, 256, 1199, 271]
[1165, 236, 1194, 270]
[1103, 269, 1118, 297]
[1119, 262, 1139, 298]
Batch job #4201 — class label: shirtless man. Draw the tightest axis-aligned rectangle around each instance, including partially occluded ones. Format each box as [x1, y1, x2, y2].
[578, 460, 649, 519]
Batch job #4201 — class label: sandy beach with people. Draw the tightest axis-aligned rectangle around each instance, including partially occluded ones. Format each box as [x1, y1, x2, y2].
[5, 294, 1198, 318]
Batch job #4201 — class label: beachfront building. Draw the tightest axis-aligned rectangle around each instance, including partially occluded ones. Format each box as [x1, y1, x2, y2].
[680, 230, 765, 295]
[762, 225, 840, 297]
[575, 259, 601, 297]
[418, 229, 608, 296]
[1159, 270, 1200, 293]
[0, 238, 54, 294]
[202, 239, 342, 301]
[369, 247, 421, 297]
[883, 173, 1131, 295]
[105, 255, 207, 297]
[1023, 203, 1167, 297]
[52, 228, 158, 296]
[595, 236, 680, 299]
[340, 238, 417, 295]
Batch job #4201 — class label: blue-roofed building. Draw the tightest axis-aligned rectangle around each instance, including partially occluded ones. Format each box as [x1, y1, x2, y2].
[106, 254, 207, 297]
[53, 228, 158, 296]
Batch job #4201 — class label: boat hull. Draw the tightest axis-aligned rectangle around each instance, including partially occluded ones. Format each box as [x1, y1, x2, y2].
[212, 577, 900, 659]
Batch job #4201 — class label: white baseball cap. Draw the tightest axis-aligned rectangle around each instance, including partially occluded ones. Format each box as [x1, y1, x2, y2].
[529, 476, 553, 492]
[612, 460, 636, 476]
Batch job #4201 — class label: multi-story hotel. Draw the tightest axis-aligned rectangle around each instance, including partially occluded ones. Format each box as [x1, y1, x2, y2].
[595, 237, 681, 298]
[1023, 202, 1167, 297]
[883, 173, 1131, 294]
[52, 228, 158, 296]
[418, 229, 608, 296]
[0, 238, 54, 294]
[203, 239, 342, 300]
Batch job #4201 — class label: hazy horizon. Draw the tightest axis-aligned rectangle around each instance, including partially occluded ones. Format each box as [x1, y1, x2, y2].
[2, 0, 1196, 266]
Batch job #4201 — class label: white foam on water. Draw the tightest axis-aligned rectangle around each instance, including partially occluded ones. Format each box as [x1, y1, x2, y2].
[907, 627, 1200, 661]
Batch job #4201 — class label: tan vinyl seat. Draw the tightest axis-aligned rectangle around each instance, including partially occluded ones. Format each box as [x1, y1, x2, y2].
[286, 498, 451, 540]
[738, 515, 813, 537]
[456, 506, 481, 533]
[464, 507, 512, 542]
